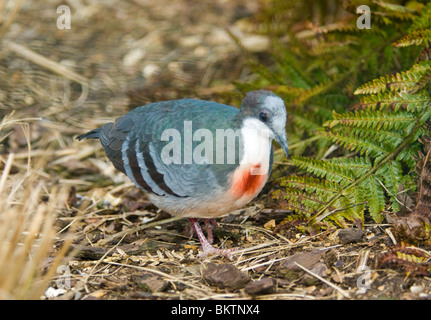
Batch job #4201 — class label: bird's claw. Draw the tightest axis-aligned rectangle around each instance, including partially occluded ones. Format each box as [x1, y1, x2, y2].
[197, 244, 238, 261]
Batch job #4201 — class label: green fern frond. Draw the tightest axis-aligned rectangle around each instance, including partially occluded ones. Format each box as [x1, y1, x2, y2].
[281, 188, 324, 217]
[393, 29, 431, 47]
[315, 127, 390, 159]
[324, 109, 416, 130]
[290, 156, 356, 184]
[330, 157, 372, 177]
[361, 175, 386, 223]
[309, 41, 355, 57]
[356, 90, 430, 112]
[377, 161, 403, 212]
[272, 44, 313, 89]
[347, 183, 366, 220]
[374, 0, 416, 15]
[281, 176, 341, 196]
[293, 81, 333, 104]
[274, 79, 339, 105]
[349, 127, 405, 146]
[292, 113, 321, 133]
[396, 142, 422, 170]
[354, 61, 431, 94]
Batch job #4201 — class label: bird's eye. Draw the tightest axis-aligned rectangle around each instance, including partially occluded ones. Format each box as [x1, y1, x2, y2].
[259, 111, 269, 122]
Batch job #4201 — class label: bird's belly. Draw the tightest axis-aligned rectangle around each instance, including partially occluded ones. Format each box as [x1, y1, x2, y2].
[147, 164, 267, 219]
[147, 191, 254, 218]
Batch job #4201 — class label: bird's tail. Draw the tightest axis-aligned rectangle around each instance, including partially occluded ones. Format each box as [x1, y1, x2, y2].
[76, 128, 102, 140]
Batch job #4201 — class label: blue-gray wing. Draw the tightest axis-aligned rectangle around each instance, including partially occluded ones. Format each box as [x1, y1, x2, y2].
[94, 99, 240, 198]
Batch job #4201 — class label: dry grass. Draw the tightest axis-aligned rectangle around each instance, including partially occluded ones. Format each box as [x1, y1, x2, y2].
[0, 115, 72, 299]
[0, 0, 253, 300]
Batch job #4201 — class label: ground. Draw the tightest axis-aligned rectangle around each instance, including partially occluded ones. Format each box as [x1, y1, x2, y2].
[0, 0, 430, 300]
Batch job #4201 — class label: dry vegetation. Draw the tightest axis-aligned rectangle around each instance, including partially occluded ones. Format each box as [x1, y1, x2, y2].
[0, 0, 430, 301]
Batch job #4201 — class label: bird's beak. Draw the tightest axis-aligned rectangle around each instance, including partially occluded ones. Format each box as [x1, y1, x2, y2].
[275, 132, 289, 157]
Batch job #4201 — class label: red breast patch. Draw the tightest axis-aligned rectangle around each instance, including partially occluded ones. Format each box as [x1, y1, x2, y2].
[229, 163, 268, 198]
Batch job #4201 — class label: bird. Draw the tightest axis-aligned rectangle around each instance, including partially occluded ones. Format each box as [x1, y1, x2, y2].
[77, 90, 289, 260]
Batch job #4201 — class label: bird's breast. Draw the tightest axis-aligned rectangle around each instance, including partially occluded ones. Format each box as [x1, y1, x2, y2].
[228, 163, 268, 201]
[227, 117, 272, 201]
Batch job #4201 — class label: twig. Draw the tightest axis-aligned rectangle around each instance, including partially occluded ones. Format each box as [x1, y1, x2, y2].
[376, 177, 410, 211]
[385, 228, 397, 245]
[104, 261, 213, 294]
[294, 262, 351, 299]
[98, 216, 182, 245]
[356, 249, 370, 274]
[4, 40, 88, 85]
[239, 256, 290, 272]
[0, 0, 22, 42]
[416, 142, 431, 209]
[104, 261, 178, 280]
[84, 234, 127, 287]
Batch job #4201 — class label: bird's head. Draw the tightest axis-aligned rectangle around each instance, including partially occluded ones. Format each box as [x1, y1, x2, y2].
[238, 90, 289, 157]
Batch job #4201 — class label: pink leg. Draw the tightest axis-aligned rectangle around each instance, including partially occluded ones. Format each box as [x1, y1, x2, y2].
[203, 219, 215, 244]
[210, 218, 218, 228]
[188, 218, 236, 260]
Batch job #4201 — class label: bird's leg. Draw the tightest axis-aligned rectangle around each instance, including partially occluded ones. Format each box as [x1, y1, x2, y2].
[203, 218, 220, 244]
[210, 218, 219, 228]
[203, 219, 215, 244]
[188, 218, 235, 260]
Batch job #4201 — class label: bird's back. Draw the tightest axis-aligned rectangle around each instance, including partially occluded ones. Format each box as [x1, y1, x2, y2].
[80, 99, 243, 199]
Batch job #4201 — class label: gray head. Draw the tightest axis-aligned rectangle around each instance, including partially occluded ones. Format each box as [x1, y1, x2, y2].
[238, 90, 289, 156]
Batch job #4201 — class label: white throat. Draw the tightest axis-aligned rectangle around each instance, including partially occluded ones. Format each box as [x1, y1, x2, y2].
[239, 118, 273, 174]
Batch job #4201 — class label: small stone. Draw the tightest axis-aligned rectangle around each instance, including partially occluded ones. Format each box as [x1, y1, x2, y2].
[142, 64, 160, 78]
[203, 263, 250, 290]
[277, 250, 325, 280]
[338, 228, 365, 244]
[304, 262, 328, 286]
[123, 47, 146, 67]
[241, 35, 270, 52]
[244, 278, 276, 296]
[132, 273, 168, 293]
[44, 287, 67, 299]
[410, 285, 424, 294]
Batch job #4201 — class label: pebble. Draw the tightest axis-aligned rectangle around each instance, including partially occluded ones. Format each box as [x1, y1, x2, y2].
[410, 285, 424, 294]
[338, 228, 365, 244]
[244, 278, 276, 296]
[203, 263, 250, 290]
[123, 47, 146, 67]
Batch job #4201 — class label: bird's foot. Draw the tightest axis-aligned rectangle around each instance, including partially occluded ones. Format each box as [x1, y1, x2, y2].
[188, 218, 237, 260]
[198, 241, 237, 260]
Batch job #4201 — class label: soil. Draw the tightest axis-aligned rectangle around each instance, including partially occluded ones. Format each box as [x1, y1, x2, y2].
[1, 0, 430, 301]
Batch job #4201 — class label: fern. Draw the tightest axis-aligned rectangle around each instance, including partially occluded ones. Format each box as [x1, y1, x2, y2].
[355, 90, 430, 112]
[278, 74, 429, 226]
[326, 109, 417, 130]
[277, 69, 430, 225]
[240, 1, 431, 227]
[239, 0, 423, 157]
[354, 61, 431, 95]
[394, 29, 431, 47]
[274, 8, 431, 225]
